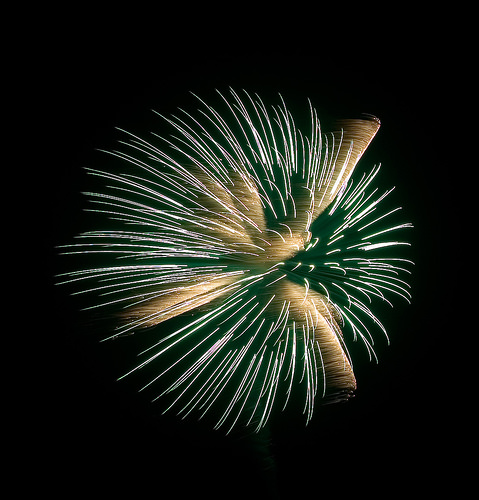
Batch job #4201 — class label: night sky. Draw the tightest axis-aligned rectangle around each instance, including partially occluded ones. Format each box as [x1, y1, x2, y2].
[35, 13, 463, 499]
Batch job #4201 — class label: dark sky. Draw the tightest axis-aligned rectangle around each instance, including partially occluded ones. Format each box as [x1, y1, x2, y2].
[34, 13, 463, 499]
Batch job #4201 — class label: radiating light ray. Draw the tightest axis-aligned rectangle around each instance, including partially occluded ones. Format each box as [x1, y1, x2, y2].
[58, 89, 413, 432]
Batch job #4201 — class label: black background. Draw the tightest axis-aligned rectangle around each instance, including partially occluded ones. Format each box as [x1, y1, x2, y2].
[31, 9, 466, 499]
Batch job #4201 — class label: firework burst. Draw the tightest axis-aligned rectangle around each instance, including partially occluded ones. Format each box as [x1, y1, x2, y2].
[58, 89, 413, 433]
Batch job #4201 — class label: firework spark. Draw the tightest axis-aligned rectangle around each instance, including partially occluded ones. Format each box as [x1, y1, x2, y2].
[58, 89, 413, 433]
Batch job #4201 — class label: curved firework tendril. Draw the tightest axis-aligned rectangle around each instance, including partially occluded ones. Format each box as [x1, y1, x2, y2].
[58, 89, 413, 433]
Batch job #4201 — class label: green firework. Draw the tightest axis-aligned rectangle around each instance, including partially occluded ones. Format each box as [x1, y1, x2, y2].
[58, 89, 413, 433]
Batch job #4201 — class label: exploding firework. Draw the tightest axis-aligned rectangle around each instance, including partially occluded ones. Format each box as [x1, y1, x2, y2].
[58, 89, 413, 433]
